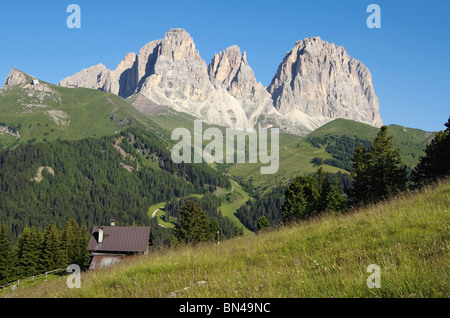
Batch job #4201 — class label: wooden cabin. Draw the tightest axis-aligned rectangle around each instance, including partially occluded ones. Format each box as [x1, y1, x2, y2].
[87, 219, 151, 270]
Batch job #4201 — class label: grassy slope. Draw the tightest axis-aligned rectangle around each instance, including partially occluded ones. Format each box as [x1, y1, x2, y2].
[9, 178, 449, 298]
[145, 113, 436, 228]
[306, 118, 435, 168]
[0, 83, 155, 149]
[227, 132, 344, 193]
[216, 180, 253, 235]
[146, 183, 253, 234]
[148, 111, 346, 194]
[0, 81, 254, 233]
[228, 119, 435, 193]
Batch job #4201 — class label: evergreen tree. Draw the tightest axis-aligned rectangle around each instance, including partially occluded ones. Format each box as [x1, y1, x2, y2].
[17, 227, 41, 277]
[0, 223, 17, 284]
[316, 166, 332, 211]
[61, 218, 86, 268]
[61, 219, 75, 267]
[350, 126, 408, 205]
[281, 175, 320, 222]
[371, 126, 408, 197]
[173, 201, 211, 245]
[412, 116, 450, 186]
[281, 167, 348, 224]
[349, 143, 372, 204]
[325, 177, 348, 213]
[78, 222, 91, 269]
[39, 222, 64, 271]
[256, 215, 270, 232]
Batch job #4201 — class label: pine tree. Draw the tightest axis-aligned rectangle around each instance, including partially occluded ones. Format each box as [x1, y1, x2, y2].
[78, 222, 91, 269]
[316, 166, 331, 212]
[370, 126, 408, 198]
[173, 201, 211, 245]
[281, 175, 320, 221]
[349, 143, 372, 204]
[61, 218, 80, 267]
[325, 177, 348, 213]
[0, 223, 17, 284]
[412, 116, 450, 186]
[40, 222, 64, 271]
[350, 126, 408, 205]
[17, 226, 41, 277]
[256, 215, 270, 232]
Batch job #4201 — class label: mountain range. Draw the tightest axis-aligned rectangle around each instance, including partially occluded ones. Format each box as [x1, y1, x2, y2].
[0, 29, 437, 263]
[58, 28, 382, 136]
[0, 26, 446, 300]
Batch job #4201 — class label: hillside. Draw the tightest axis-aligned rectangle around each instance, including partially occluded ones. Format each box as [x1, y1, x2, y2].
[306, 118, 435, 170]
[7, 178, 449, 298]
[0, 69, 156, 149]
[215, 118, 435, 195]
[0, 70, 437, 242]
[0, 70, 433, 192]
[0, 71, 253, 239]
[0, 127, 237, 241]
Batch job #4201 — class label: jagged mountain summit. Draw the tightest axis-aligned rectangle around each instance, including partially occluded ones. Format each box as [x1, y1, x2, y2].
[268, 37, 382, 128]
[58, 28, 382, 135]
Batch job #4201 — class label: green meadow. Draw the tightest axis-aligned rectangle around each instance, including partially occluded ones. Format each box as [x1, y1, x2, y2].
[8, 178, 449, 298]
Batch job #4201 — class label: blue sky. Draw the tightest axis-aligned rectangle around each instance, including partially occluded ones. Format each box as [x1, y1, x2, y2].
[0, 0, 448, 132]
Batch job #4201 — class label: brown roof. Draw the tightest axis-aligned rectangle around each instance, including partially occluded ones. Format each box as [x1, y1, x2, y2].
[87, 226, 151, 253]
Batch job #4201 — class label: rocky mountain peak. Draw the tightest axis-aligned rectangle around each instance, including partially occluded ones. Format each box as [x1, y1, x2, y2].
[160, 28, 199, 61]
[3, 68, 34, 87]
[268, 37, 382, 127]
[59, 63, 112, 91]
[137, 28, 213, 104]
[165, 28, 192, 40]
[208, 45, 259, 99]
[57, 30, 383, 135]
[116, 52, 136, 72]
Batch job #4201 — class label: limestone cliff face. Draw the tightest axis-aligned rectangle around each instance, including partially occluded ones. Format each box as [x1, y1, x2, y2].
[208, 45, 259, 100]
[59, 54, 137, 98]
[59, 63, 112, 91]
[58, 30, 383, 135]
[3, 68, 31, 87]
[138, 28, 214, 103]
[207, 45, 276, 123]
[112, 52, 137, 97]
[268, 37, 382, 127]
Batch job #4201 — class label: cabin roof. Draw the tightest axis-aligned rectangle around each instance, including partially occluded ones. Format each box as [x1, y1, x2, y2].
[87, 226, 151, 253]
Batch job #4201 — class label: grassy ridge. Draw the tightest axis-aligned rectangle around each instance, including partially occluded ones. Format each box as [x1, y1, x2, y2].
[148, 111, 347, 193]
[306, 118, 435, 168]
[8, 178, 449, 298]
[228, 119, 435, 193]
[0, 83, 154, 149]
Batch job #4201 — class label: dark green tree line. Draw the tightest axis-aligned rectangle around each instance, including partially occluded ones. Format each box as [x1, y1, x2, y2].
[0, 129, 231, 241]
[281, 167, 347, 222]
[0, 218, 90, 286]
